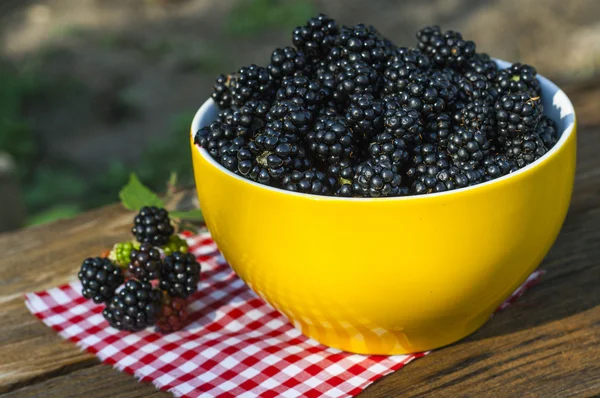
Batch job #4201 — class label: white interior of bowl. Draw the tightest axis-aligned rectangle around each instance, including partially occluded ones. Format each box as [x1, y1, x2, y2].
[190, 59, 576, 201]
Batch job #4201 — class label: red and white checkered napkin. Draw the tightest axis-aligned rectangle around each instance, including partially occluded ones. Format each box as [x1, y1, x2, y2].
[25, 232, 544, 398]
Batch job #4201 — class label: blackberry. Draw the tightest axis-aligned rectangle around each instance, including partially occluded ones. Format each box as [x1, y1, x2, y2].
[159, 252, 201, 299]
[352, 158, 403, 197]
[416, 26, 476, 68]
[429, 70, 459, 105]
[411, 165, 481, 194]
[212, 74, 233, 109]
[423, 113, 452, 148]
[332, 60, 381, 102]
[327, 158, 356, 183]
[504, 132, 548, 168]
[266, 99, 313, 138]
[482, 154, 516, 180]
[455, 100, 496, 138]
[156, 295, 189, 334]
[238, 130, 309, 184]
[109, 241, 138, 268]
[230, 64, 276, 107]
[447, 126, 490, 164]
[332, 24, 393, 70]
[132, 206, 174, 247]
[457, 70, 498, 104]
[495, 63, 541, 96]
[307, 114, 357, 165]
[276, 76, 325, 112]
[268, 47, 309, 80]
[495, 93, 543, 143]
[162, 235, 189, 256]
[368, 132, 409, 169]
[128, 243, 162, 281]
[194, 122, 235, 158]
[78, 257, 124, 303]
[465, 53, 498, 81]
[387, 47, 431, 71]
[536, 115, 559, 149]
[396, 75, 446, 115]
[383, 60, 422, 95]
[345, 93, 384, 139]
[228, 100, 270, 138]
[282, 169, 334, 195]
[102, 279, 162, 331]
[383, 105, 424, 146]
[218, 136, 247, 173]
[292, 13, 339, 57]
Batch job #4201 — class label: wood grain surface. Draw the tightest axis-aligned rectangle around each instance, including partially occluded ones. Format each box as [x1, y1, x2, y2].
[1, 86, 599, 397]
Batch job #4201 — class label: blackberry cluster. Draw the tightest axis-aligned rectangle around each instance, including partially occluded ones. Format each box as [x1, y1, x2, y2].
[78, 206, 202, 333]
[159, 252, 202, 299]
[103, 280, 162, 332]
[201, 15, 559, 197]
[78, 257, 124, 303]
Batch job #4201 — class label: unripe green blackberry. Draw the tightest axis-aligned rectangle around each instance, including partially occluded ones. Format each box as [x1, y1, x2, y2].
[162, 235, 189, 256]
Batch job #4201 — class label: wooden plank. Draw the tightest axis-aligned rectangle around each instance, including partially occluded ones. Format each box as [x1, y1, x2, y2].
[2, 364, 169, 398]
[1, 119, 599, 397]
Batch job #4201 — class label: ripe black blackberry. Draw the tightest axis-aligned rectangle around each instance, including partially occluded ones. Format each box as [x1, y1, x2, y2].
[416, 26, 476, 68]
[536, 115, 559, 149]
[411, 165, 482, 194]
[383, 105, 424, 146]
[194, 122, 236, 159]
[78, 257, 124, 303]
[128, 243, 162, 281]
[159, 252, 201, 299]
[238, 130, 310, 184]
[132, 206, 174, 247]
[446, 126, 490, 164]
[281, 169, 334, 195]
[504, 132, 548, 168]
[268, 47, 309, 81]
[103, 279, 162, 331]
[276, 76, 325, 112]
[423, 112, 452, 148]
[457, 70, 498, 104]
[495, 63, 541, 96]
[387, 47, 431, 71]
[292, 13, 340, 57]
[307, 114, 356, 165]
[345, 93, 384, 139]
[352, 158, 403, 197]
[465, 53, 498, 81]
[327, 158, 356, 185]
[495, 93, 543, 143]
[227, 100, 270, 138]
[455, 100, 496, 138]
[230, 64, 276, 107]
[212, 74, 233, 109]
[396, 76, 446, 115]
[482, 154, 515, 181]
[332, 60, 381, 103]
[266, 99, 314, 137]
[368, 132, 409, 169]
[332, 24, 394, 70]
[383, 60, 422, 95]
[218, 136, 247, 173]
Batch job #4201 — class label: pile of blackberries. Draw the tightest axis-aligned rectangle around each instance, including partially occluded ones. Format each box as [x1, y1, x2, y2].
[77, 207, 201, 332]
[196, 15, 559, 197]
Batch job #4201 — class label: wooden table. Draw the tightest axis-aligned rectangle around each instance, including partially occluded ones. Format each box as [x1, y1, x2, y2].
[1, 85, 600, 397]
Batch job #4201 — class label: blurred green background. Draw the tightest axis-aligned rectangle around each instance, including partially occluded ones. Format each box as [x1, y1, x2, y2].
[1, 0, 599, 232]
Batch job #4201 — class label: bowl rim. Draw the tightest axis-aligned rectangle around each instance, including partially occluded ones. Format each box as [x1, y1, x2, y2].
[190, 59, 576, 201]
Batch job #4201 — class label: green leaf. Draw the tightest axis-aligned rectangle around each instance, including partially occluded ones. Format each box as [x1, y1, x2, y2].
[119, 173, 164, 211]
[170, 209, 204, 222]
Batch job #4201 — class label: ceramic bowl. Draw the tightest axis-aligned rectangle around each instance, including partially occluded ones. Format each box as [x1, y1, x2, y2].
[188, 60, 576, 355]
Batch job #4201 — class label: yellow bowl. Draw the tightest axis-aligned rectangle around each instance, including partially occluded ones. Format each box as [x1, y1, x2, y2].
[189, 60, 576, 355]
